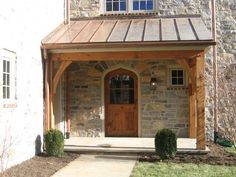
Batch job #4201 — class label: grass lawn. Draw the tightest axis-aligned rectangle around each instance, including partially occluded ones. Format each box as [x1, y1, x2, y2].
[131, 162, 236, 177]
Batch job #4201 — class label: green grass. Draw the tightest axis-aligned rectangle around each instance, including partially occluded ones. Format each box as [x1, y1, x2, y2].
[225, 147, 236, 155]
[131, 162, 236, 177]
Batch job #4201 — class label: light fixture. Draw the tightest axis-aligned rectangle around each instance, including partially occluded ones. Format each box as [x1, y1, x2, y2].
[150, 77, 158, 93]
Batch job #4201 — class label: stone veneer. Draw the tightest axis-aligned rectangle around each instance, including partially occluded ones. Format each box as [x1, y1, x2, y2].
[71, 0, 236, 141]
[67, 60, 189, 138]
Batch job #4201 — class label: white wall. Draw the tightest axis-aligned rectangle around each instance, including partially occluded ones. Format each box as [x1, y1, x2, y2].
[0, 0, 64, 171]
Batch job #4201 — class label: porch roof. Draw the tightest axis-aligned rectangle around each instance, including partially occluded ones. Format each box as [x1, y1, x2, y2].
[41, 15, 215, 51]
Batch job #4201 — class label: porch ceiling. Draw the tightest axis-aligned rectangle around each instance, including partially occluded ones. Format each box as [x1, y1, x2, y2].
[41, 15, 215, 52]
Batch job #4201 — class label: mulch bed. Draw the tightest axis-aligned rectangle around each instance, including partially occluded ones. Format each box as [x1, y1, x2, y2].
[0, 153, 79, 177]
[0, 143, 235, 177]
[139, 142, 236, 166]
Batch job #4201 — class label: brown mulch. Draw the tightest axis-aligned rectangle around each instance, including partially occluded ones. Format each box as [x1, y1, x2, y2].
[139, 142, 236, 166]
[0, 153, 79, 177]
[0, 143, 235, 177]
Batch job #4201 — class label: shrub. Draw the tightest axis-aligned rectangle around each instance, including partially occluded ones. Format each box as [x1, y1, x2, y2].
[155, 129, 177, 160]
[44, 129, 64, 157]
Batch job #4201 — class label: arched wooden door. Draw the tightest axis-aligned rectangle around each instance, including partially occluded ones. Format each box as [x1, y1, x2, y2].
[105, 68, 138, 137]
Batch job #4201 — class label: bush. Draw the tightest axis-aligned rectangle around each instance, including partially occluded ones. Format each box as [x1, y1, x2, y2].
[155, 129, 177, 160]
[44, 129, 64, 157]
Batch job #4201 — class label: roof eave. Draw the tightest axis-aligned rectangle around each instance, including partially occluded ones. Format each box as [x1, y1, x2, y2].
[41, 40, 216, 52]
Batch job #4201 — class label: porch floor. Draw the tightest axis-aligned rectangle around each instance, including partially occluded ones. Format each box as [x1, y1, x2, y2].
[65, 137, 210, 154]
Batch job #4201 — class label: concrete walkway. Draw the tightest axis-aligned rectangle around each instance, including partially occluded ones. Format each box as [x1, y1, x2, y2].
[51, 154, 137, 177]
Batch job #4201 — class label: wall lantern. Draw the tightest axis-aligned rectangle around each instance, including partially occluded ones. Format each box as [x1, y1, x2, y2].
[150, 77, 158, 92]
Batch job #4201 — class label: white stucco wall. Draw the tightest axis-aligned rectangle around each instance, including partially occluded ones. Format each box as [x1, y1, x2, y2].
[0, 0, 64, 172]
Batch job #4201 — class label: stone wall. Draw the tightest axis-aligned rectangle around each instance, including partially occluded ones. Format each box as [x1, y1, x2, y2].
[0, 0, 64, 172]
[70, 0, 236, 141]
[67, 60, 189, 138]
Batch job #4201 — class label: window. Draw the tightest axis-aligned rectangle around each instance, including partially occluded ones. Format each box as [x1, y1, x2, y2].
[0, 48, 16, 102]
[106, 0, 127, 12]
[3, 60, 10, 99]
[109, 75, 134, 104]
[170, 69, 185, 86]
[103, 0, 154, 13]
[133, 0, 154, 11]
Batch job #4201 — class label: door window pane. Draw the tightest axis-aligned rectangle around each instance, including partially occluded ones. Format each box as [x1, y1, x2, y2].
[109, 74, 135, 104]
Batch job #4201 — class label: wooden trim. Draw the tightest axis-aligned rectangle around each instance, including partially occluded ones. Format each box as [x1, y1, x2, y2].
[53, 61, 72, 94]
[51, 50, 203, 61]
[196, 55, 206, 150]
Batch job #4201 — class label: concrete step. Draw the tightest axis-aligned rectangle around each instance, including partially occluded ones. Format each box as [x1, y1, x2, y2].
[64, 145, 210, 155]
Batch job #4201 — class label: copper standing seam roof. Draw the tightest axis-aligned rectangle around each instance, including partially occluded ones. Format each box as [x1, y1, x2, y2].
[41, 15, 215, 49]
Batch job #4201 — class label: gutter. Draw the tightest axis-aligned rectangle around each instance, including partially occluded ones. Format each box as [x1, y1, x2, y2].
[211, 0, 218, 142]
[64, 0, 70, 24]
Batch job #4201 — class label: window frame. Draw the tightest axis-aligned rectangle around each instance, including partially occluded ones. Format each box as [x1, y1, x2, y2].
[101, 0, 155, 14]
[131, 0, 155, 12]
[0, 48, 16, 105]
[168, 68, 187, 87]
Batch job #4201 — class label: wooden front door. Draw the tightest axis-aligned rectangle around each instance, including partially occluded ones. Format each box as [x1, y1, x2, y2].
[105, 69, 138, 137]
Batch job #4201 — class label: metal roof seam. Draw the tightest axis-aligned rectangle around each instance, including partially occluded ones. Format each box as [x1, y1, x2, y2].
[71, 21, 91, 43]
[54, 22, 76, 43]
[159, 19, 162, 41]
[123, 20, 132, 42]
[89, 21, 105, 43]
[106, 20, 119, 42]
[174, 18, 181, 41]
[142, 19, 147, 42]
[188, 18, 199, 41]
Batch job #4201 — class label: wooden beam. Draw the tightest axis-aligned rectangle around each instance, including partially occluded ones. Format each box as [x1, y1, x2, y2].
[196, 55, 206, 150]
[53, 61, 72, 94]
[51, 50, 203, 61]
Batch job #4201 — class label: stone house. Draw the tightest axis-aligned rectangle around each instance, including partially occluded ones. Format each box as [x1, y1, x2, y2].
[0, 0, 235, 172]
[0, 0, 65, 172]
[41, 0, 236, 151]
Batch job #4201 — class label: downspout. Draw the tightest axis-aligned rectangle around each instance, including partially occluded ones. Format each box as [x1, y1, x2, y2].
[65, 0, 70, 24]
[211, 0, 218, 142]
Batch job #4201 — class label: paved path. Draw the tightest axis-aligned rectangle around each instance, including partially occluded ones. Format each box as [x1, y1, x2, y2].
[51, 154, 137, 177]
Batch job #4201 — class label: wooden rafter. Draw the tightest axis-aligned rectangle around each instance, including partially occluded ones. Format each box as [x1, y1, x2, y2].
[53, 61, 72, 94]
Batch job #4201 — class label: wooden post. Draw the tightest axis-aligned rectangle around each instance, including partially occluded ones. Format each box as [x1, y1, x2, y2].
[196, 55, 206, 150]
[44, 59, 50, 132]
[66, 71, 71, 138]
[176, 59, 197, 138]
[189, 77, 197, 138]
[49, 58, 55, 129]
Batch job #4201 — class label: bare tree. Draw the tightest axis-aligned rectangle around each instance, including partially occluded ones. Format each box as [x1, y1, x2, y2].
[0, 121, 14, 172]
[218, 63, 236, 149]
